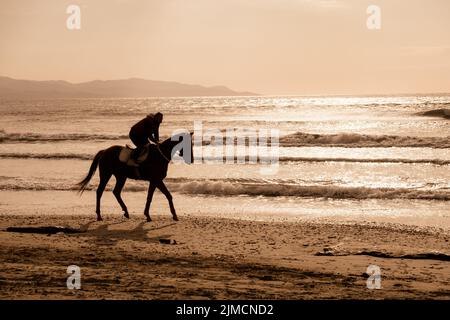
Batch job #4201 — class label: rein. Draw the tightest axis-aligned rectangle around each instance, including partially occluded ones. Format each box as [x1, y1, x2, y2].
[156, 144, 171, 162]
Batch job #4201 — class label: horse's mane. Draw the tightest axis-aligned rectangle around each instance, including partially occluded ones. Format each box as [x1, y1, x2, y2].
[160, 132, 191, 147]
[161, 136, 174, 146]
[150, 133, 186, 161]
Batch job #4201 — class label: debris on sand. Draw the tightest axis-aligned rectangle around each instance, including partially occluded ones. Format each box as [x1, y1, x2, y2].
[6, 226, 83, 235]
[159, 238, 177, 245]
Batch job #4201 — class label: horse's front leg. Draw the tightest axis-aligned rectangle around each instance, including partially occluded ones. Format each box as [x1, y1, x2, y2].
[157, 181, 178, 221]
[144, 182, 156, 222]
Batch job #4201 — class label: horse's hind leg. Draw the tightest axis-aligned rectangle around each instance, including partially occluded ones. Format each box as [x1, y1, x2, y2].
[157, 181, 178, 221]
[113, 175, 129, 219]
[96, 170, 112, 221]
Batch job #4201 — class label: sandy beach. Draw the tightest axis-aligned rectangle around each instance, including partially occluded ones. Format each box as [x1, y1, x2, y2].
[2, 0, 450, 305]
[1, 210, 449, 300]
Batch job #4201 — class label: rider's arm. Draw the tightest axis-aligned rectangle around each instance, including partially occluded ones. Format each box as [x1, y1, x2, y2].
[148, 134, 157, 144]
[146, 117, 159, 144]
[150, 122, 160, 143]
[154, 123, 160, 142]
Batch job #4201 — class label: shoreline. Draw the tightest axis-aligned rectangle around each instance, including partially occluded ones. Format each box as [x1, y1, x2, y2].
[1, 190, 450, 230]
[1, 214, 449, 299]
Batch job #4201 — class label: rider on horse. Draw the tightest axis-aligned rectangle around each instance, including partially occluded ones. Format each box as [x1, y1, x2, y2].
[129, 112, 163, 162]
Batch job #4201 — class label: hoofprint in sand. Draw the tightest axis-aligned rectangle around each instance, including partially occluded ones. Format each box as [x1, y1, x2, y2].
[1, 212, 449, 299]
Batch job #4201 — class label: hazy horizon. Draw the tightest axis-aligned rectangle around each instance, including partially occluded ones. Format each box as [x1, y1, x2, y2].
[1, 0, 450, 95]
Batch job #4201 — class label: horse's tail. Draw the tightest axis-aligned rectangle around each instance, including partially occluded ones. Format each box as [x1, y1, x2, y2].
[77, 150, 104, 194]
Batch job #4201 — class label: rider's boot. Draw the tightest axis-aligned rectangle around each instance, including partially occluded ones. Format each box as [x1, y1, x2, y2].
[133, 146, 143, 161]
[130, 147, 142, 178]
[129, 146, 142, 167]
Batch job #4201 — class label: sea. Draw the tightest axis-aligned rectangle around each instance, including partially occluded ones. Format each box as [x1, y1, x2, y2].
[1, 96, 449, 227]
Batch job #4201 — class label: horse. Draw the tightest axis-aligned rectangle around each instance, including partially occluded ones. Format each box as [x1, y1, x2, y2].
[77, 132, 193, 222]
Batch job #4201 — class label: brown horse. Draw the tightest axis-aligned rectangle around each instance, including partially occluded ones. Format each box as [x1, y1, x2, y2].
[77, 132, 193, 222]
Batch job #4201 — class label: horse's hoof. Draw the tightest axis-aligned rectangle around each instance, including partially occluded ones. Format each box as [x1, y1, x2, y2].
[124, 213, 130, 219]
[173, 216, 179, 221]
[97, 217, 103, 221]
[146, 218, 152, 222]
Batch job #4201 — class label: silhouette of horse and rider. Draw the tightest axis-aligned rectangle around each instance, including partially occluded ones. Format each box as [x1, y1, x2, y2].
[78, 112, 193, 222]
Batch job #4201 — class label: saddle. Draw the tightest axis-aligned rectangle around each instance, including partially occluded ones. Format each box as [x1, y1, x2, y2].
[119, 144, 150, 166]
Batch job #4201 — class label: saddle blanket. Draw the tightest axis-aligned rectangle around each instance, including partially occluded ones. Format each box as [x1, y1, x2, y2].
[119, 145, 150, 166]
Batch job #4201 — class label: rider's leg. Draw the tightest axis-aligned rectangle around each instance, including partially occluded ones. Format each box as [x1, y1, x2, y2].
[129, 133, 146, 178]
[130, 134, 147, 161]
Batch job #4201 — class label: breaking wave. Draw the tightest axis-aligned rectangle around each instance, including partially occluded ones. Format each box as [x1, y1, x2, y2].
[2, 130, 449, 149]
[278, 157, 450, 165]
[166, 180, 450, 201]
[0, 131, 127, 143]
[1, 177, 449, 201]
[1, 152, 449, 165]
[0, 152, 93, 160]
[417, 108, 450, 119]
[280, 132, 450, 148]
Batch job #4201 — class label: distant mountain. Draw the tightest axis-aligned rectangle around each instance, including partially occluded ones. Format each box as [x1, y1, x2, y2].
[0, 76, 257, 98]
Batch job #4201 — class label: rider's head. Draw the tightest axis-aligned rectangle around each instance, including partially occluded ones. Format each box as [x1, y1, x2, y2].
[150, 112, 163, 124]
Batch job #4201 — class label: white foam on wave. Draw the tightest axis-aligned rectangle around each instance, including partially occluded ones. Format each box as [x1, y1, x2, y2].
[1, 152, 449, 165]
[280, 132, 450, 148]
[167, 180, 450, 200]
[0, 131, 127, 142]
[1, 177, 449, 201]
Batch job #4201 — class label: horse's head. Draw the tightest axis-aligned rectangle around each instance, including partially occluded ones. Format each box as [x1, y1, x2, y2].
[162, 131, 194, 164]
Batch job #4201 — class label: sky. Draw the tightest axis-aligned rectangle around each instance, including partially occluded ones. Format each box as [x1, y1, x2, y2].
[1, 0, 450, 95]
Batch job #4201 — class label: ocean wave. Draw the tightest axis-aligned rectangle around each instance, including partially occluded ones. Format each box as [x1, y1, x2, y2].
[417, 108, 450, 119]
[0, 131, 127, 143]
[1, 152, 449, 165]
[2, 129, 449, 149]
[279, 132, 450, 148]
[167, 181, 450, 201]
[0, 152, 93, 160]
[1, 178, 449, 201]
[278, 157, 450, 165]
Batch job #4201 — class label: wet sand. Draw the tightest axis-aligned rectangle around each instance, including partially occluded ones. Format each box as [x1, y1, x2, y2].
[1, 212, 449, 299]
